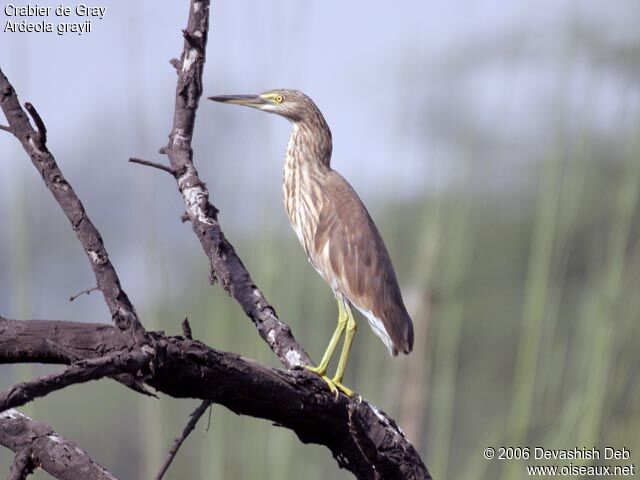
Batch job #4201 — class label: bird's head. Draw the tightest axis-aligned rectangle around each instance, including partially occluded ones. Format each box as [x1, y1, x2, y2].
[208, 89, 321, 123]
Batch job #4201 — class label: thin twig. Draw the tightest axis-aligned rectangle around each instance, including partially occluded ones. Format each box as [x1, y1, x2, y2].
[0, 124, 12, 134]
[154, 400, 213, 480]
[129, 157, 175, 175]
[182, 317, 193, 340]
[111, 373, 158, 398]
[69, 285, 100, 302]
[205, 403, 213, 431]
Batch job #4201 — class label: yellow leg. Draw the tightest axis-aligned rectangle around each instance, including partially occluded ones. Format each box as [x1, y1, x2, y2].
[331, 304, 357, 397]
[305, 298, 347, 395]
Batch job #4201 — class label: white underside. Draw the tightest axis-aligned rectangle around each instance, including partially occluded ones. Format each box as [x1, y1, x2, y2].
[355, 306, 395, 355]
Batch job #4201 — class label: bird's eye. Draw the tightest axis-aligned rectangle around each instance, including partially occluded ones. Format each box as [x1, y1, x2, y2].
[274, 95, 284, 103]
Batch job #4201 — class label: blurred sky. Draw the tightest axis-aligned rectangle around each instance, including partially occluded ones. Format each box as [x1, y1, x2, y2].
[1, 0, 638, 318]
[1, 0, 637, 195]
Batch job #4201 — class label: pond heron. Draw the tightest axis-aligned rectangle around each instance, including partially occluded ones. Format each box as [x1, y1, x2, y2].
[208, 90, 414, 396]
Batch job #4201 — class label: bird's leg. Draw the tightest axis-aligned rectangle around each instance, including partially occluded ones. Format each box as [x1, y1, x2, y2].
[309, 299, 347, 374]
[305, 299, 347, 394]
[331, 304, 357, 397]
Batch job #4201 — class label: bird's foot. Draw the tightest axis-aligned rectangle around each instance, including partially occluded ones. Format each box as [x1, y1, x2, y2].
[331, 377, 355, 397]
[304, 366, 354, 398]
[304, 365, 337, 396]
[305, 365, 326, 376]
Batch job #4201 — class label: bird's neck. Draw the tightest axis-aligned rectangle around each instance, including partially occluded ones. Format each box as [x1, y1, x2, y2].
[285, 115, 333, 172]
[282, 117, 332, 250]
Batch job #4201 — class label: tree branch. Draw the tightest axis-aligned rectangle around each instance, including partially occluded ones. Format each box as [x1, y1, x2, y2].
[0, 68, 144, 340]
[154, 400, 212, 480]
[0, 409, 119, 480]
[8, 448, 34, 480]
[156, 0, 312, 369]
[69, 286, 99, 302]
[0, 317, 431, 479]
[129, 157, 175, 175]
[0, 350, 153, 412]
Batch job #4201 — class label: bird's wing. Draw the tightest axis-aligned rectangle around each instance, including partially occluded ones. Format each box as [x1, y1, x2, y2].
[311, 171, 414, 355]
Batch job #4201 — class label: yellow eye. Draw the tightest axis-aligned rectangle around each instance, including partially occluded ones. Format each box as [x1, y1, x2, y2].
[274, 94, 284, 103]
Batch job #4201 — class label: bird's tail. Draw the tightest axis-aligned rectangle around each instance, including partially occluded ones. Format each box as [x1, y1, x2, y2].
[359, 305, 414, 357]
[392, 309, 414, 356]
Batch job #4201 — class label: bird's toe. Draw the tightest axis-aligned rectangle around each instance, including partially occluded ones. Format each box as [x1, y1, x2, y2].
[304, 364, 327, 377]
[331, 378, 355, 398]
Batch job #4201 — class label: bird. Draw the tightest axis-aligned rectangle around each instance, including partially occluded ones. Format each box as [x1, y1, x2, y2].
[208, 90, 414, 396]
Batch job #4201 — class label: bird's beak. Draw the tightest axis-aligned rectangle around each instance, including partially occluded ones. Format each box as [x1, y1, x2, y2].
[207, 94, 266, 108]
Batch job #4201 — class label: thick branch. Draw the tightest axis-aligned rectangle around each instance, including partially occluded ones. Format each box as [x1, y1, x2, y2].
[0, 68, 144, 339]
[0, 409, 118, 480]
[0, 317, 431, 480]
[159, 0, 311, 369]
